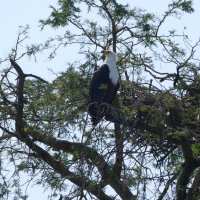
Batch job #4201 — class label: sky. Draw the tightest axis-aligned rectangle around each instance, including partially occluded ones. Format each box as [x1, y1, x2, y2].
[0, 0, 200, 199]
[1, 0, 200, 82]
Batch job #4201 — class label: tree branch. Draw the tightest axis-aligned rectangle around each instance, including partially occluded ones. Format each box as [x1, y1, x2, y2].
[113, 123, 124, 177]
[25, 74, 49, 84]
[26, 127, 136, 200]
[18, 133, 113, 200]
[186, 168, 200, 200]
[10, 58, 25, 135]
[157, 173, 178, 200]
[176, 141, 198, 200]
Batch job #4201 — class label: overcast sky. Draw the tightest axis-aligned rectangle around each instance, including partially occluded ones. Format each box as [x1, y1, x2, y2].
[0, 1, 200, 199]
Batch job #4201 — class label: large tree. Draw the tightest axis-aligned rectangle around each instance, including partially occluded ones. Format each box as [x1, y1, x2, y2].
[0, 0, 200, 199]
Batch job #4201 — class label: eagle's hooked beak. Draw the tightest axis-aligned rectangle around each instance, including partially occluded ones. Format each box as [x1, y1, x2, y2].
[101, 50, 110, 60]
[101, 50, 110, 55]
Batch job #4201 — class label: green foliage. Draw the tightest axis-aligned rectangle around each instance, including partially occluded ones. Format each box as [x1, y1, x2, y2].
[23, 66, 89, 138]
[191, 144, 200, 157]
[0, 0, 199, 199]
[18, 162, 28, 171]
[40, 0, 80, 27]
[178, 0, 194, 13]
[102, 0, 131, 21]
[168, 0, 194, 14]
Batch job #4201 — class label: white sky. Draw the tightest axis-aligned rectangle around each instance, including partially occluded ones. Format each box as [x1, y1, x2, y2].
[0, 0, 200, 199]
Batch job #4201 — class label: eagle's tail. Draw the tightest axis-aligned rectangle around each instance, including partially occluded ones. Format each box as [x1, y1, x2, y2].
[88, 102, 109, 126]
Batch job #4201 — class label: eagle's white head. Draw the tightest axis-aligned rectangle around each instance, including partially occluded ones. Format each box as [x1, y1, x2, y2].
[102, 50, 116, 64]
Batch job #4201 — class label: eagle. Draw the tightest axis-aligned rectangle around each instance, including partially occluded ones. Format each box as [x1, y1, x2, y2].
[88, 50, 120, 126]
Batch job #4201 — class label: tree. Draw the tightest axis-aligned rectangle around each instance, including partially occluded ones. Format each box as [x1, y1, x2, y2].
[0, 0, 200, 199]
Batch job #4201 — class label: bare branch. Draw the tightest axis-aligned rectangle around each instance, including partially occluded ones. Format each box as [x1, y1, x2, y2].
[25, 74, 48, 84]
[176, 141, 199, 200]
[157, 173, 178, 200]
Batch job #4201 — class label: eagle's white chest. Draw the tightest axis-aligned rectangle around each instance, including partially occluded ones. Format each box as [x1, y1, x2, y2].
[105, 59, 119, 85]
[109, 65, 119, 85]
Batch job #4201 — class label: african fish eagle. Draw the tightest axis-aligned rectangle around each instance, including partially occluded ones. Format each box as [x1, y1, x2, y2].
[88, 50, 120, 126]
